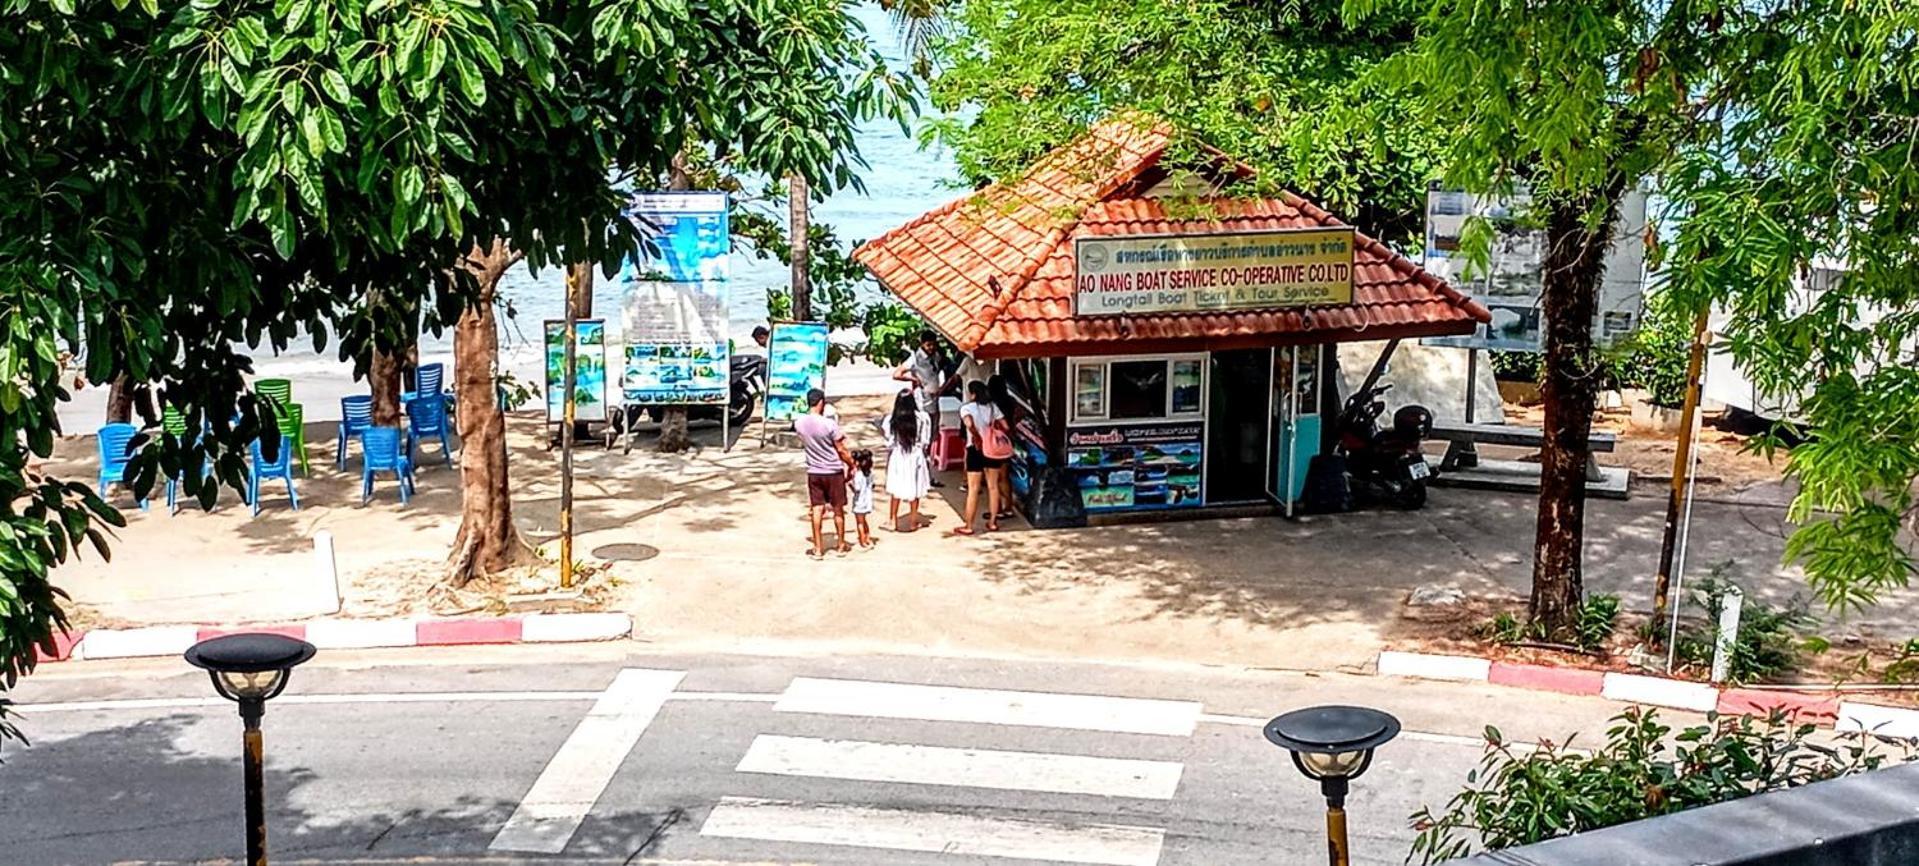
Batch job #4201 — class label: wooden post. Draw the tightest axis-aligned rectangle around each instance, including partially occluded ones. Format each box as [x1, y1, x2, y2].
[1651, 307, 1711, 638]
[558, 264, 585, 589]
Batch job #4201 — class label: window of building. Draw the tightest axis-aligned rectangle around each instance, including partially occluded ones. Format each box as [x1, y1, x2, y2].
[1070, 356, 1206, 423]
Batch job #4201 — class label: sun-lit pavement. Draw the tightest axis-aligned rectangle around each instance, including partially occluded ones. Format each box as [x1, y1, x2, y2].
[0, 643, 1660, 866]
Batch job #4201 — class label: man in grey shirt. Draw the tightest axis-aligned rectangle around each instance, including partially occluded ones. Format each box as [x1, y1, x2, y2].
[794, 388, 856, 558]
[893, 330, 955, 487]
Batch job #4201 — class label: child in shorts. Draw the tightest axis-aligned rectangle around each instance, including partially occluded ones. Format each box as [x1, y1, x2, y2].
[849, 449, 876, 548]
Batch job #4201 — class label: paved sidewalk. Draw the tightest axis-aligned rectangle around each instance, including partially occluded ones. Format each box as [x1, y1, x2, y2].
[37, 405, 1919, 673]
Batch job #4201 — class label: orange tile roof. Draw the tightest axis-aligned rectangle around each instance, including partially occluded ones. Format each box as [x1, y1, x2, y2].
[853, 117, 1492, 359]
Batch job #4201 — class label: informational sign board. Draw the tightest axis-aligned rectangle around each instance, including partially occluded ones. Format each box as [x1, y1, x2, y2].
[763, 321, 830, 424]
[544, 319, 608, 423]
[1065, 422, 1205, 512]
[619, 192, 731, 405]
[1421, 186, 1648, 351]
[1074, 228, 1355, 316]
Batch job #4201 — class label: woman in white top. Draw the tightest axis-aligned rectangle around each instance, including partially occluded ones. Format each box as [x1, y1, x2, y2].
[883, 390, 932, 531]
[956, 380, 1005, 535]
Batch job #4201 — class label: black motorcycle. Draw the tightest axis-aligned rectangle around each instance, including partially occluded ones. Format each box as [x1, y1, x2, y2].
[1334, 383, 1434, 509]
[612, 353, 766, 451]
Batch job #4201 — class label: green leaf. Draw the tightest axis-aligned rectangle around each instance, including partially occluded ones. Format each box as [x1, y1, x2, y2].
[453, 52, 485, 106]
[319, 69, 350, 104]
[395, 164, 424, 205]
[318, 106, 346, 153]
[424, 36, 448, 82]
[300, 110, 325, 157]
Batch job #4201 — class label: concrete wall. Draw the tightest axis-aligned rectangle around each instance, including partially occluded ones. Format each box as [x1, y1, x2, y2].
[1335, 341, 1505, 426]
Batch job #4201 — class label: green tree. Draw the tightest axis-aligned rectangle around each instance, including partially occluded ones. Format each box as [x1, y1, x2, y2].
[0, 0, 906, 744]
[1660, 4, 1919, 613]
[926, 0, 1446, 242]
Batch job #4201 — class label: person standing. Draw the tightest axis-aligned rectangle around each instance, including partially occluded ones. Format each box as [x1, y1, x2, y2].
[883, 390, 931, 532]
[893, 330, 954, 487]
[794, 388, 856, 558]
[955, 380, 1007, 536]
[849, 449, 876, 549]
[987, 374, 1020, 522]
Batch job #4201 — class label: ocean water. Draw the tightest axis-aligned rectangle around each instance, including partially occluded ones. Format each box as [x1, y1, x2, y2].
[480, 3, 958, 355]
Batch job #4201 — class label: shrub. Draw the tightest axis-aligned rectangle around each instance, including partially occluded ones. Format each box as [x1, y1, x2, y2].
[1409, 708, 1905, 863]
[1489, 350, 1542, 383]
[1673, 564, 1817, 685]
[1480, 594, 1620, 653]
[1608, 293, 1694, 406]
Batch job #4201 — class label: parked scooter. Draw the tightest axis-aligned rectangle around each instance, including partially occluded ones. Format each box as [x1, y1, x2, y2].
[1334, 383, 1434, 509]
[613, 353, 766, 451]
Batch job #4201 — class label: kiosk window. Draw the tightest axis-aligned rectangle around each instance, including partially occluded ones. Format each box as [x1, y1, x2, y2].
[1110, 361, 1168, 419]
[1074, 363, 1107, 419]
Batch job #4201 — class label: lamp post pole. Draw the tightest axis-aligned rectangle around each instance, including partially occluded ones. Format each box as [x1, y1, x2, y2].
[185, 632, 316, 866]
[241, 699, 268, 866]
[1265, 705, 1401, 866]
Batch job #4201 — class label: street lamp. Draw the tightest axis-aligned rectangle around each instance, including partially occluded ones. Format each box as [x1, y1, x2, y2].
[1265, 704, 1401, 866]
[185, 632, 316, 866]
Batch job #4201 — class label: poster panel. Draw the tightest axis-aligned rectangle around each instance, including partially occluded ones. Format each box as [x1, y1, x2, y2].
[764, 321, 830, 424]
[1065, 422, 1205, 512]
[619, 192, 731, 405]
[1074, 228, 1355, 316]
[1421, 186, 1648, 351]
[544, 319, 608, 423]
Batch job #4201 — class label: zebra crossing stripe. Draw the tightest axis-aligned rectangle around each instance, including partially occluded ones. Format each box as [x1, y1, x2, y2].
[488, 668, 685, 854]
[773, 677, 1202, 736]
[699, 797, 1165, 866]
[736, 734, 1184, 799]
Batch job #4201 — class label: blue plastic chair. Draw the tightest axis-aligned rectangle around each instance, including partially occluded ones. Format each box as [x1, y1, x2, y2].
[248, 436, 300, 516]
[96, 423, 148, 511]
[338, 395, 374, 470]
[403, 362, 445, 405]
[360, 426, 415, 505]
[406, 394, 453, 468]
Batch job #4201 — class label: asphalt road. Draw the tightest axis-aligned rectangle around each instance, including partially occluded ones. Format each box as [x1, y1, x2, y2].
[0, 644, 1647, 866]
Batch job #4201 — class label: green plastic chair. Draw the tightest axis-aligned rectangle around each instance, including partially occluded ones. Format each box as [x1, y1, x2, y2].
[256, 378, 292, 412]
[276, 402, 311, 476]
[161, 405, 189, 438]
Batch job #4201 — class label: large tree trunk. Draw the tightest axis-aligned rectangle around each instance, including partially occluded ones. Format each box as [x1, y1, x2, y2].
[1529, 193, 1625, 639]
[448, 239, 524, 587]
[789, 174, 811, 320]
[105, 374, 134, 425]
[371, 348, 404, 427]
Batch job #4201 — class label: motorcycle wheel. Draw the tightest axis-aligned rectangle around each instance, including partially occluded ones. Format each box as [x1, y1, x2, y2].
[1397, 482, 1428, 510]
[728, 393, 757, 428]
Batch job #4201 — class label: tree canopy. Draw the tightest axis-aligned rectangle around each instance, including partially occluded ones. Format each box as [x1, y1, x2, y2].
[0, 0, 907, 747]
[924, 0, 1446, 242]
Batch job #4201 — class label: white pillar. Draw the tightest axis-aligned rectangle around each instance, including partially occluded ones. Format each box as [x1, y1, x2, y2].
[1710, 583, 1744, 684]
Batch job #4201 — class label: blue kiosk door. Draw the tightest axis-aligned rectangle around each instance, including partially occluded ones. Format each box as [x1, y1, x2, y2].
[1270, 345, 1324, 515]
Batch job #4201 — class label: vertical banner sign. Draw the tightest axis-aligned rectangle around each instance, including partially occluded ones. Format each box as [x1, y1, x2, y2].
[1421, 185, 1648, 351]
[763, 321, 830, 425]
[619, 192, 732, 405]
[545, 319, 607, 423]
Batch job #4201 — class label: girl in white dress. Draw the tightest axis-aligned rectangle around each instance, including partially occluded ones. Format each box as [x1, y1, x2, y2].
[884, 390, 932, 531]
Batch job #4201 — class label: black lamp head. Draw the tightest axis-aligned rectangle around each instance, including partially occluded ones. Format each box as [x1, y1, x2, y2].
[185, 633, 317, 704]
[1265, 705, 1402, 800]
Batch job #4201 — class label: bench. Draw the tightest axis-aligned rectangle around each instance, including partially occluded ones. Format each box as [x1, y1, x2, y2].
[1429, 422, 1618, 483]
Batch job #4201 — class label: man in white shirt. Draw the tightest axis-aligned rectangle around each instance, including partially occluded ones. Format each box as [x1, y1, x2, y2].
[893, 330, 956, 486]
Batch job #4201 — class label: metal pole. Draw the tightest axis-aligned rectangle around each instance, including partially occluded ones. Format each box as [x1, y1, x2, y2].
[559, 266, 581, 589]
[1464, 347, 1478, 424]
[1324, 801, 1350, 866]
[1285, 347, 1300, 518]
[1651, 308, 1710, 641]
[240, 705, 267, 866]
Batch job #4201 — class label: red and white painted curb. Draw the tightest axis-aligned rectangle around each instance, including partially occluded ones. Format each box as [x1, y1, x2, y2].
[1377, 650, 1919, 737]
[33, 612, 632, 664]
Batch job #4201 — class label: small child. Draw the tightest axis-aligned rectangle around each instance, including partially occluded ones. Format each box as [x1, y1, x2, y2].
[849, 449, 876, 548]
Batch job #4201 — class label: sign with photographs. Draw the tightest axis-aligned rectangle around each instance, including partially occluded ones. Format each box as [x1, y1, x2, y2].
[618, 192, 732, 404]
[764, 321, 830, 424]
[544, 319, 608, 423]
[1065, 422, 1205, 512]
[1421, 186, 1648, 351]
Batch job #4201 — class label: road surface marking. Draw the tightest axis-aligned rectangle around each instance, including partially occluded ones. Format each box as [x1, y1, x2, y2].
[23, 692, 607, 713]
[699, 797, 1164, 866]
[773, 677, 1201, 736]
[736, 734, 1183, 799]
[488, 668, 685, 854]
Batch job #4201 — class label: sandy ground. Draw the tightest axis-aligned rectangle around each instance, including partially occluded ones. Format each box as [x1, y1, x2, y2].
[38, 393, 1919, 675]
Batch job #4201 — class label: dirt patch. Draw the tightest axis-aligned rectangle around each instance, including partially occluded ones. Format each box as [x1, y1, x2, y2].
[335, 553, 614, 620]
